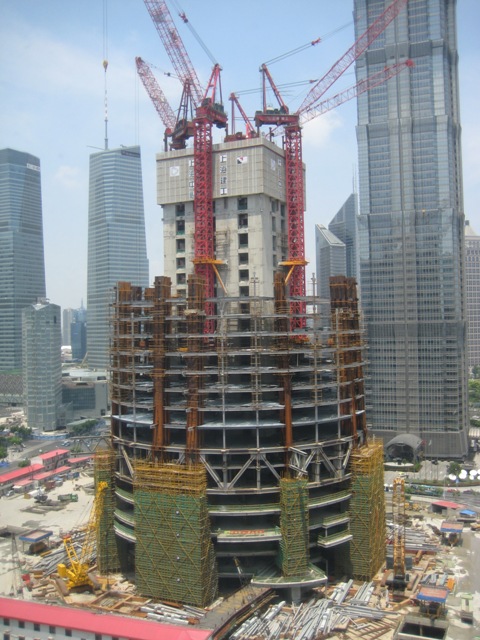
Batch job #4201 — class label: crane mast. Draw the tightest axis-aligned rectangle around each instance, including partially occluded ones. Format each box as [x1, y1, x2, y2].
[193, 64, 227, 330]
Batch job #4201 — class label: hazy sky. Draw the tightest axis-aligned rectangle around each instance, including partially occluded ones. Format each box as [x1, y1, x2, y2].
[1, 0, 479, 312]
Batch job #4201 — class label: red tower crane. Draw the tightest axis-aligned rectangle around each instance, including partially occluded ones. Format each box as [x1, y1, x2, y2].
[193, 64, 228, 326]
[255, 0, 409, 330]
[144, 1, 227, 329]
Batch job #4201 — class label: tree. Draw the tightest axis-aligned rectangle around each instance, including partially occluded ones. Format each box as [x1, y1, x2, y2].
[447, 461, 461, 477]
[469, 380, 480, 405]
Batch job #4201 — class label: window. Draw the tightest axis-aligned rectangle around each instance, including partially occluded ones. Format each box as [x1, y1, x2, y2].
[65, 630, 72, 637]
[271, 217, 276, 231]
[239, 269, 249, 281]
[238, 234, 248, 248]
[240, 286, 250, 297]
[237, 196, 248, 210]
[224, 198, 228, 209]
[176, 257, 186, 269]
[34, 624, 40, 631]
[176, 203, 185, 215]
[176, 239, 185, 252]
[238, 213, 248, 228]
[2, 620, 8, 626]
[3, 633, 10, 640]
[176, 219, 185, 234]
[220, 187, 228, 195]
[239, 253, 249, 265]
[19, 622, 25, 629]
[177, 273, 186, 285]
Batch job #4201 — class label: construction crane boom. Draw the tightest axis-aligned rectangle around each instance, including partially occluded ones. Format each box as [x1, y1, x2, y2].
[143, 0, 203, 107]
[255, 0, 410, 330]
[135, 56, 176, 133]
[301, 59, 414, 124]
[298, 0, 409, 114]
[58, 480, 108, 591]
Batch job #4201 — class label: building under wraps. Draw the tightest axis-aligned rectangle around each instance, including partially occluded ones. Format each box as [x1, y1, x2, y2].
[96, 274, 385, 605]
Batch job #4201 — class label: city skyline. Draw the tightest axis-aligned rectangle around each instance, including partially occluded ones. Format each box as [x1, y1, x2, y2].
[1, 1, 479, 312]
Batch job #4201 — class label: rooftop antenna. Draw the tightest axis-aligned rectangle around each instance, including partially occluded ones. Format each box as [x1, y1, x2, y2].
[103, 0, 109, 150]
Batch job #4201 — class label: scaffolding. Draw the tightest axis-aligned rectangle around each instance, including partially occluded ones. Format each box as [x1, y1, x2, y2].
[349, 440, 386, 580]
[279, 477, 309, 577]
[94, 448, 120, 574]
[134, 461, 217, 607]
[109, 273, 367, 592]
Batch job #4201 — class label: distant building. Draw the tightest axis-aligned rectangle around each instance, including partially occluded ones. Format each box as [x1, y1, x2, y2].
[87, 146, 149, 370]
[315, 224, 346, 321]
[0, 148, 46, 373]
[62, 369, 109, 420]
[71, 306, 87, 361]
[328, 193, 358, 282]
[62, 308, 75, 346]
[355, 0, 468, 457]
[22, 301, 62, 432]
[465, 221, 480, 370]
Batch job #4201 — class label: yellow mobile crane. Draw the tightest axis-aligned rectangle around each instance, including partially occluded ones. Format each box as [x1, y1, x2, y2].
[57, 480, 108, 591]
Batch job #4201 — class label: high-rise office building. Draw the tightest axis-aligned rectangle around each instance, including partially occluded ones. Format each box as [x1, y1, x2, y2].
[465, 221, 480, 371]
[87, 145, 149, 370]
[158, 137, 288, 298]
[355, 0, 468, 457]
[0, 148, 46, 372]
[315, 224, 346, 321]
[22, 301, 62, 432]
[71, 313, 87, 362]
[328, 193, 359, 282]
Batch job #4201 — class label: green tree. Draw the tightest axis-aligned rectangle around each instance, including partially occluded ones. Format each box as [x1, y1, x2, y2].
[447, 461, 461, 476]
[17, 459, 31, 468]
[469, 379, 480, 404]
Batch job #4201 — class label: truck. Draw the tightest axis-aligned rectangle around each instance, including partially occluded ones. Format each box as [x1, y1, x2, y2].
[57, 493, 78, 503]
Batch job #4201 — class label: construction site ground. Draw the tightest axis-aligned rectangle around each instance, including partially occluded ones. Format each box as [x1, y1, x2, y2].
[1, 471, 479, 639]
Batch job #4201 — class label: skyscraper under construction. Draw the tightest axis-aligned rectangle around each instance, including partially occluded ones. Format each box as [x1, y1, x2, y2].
[98, 268, 385, 605]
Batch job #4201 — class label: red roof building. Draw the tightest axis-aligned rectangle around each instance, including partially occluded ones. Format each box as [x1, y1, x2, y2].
[0, 597, 213, 640]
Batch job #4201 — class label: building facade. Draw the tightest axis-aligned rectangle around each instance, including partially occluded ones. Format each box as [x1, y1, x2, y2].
[157, 137, 289, 299]
[328, 193, 359, 282]
[0, 148, 46, 373]
[22, 301, 62, 432]
[315, 224, 346, 322]
[465, 221, 480, 371]
[355, 0, 468, 457]
[87, 146, 149, 370]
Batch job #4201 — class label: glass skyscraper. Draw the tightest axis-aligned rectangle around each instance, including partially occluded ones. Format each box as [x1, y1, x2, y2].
[0, 148, 46, 373]
[355, 0, 468, 457]
[87, 146, 149, 370]
[328, 193, 359, 282]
